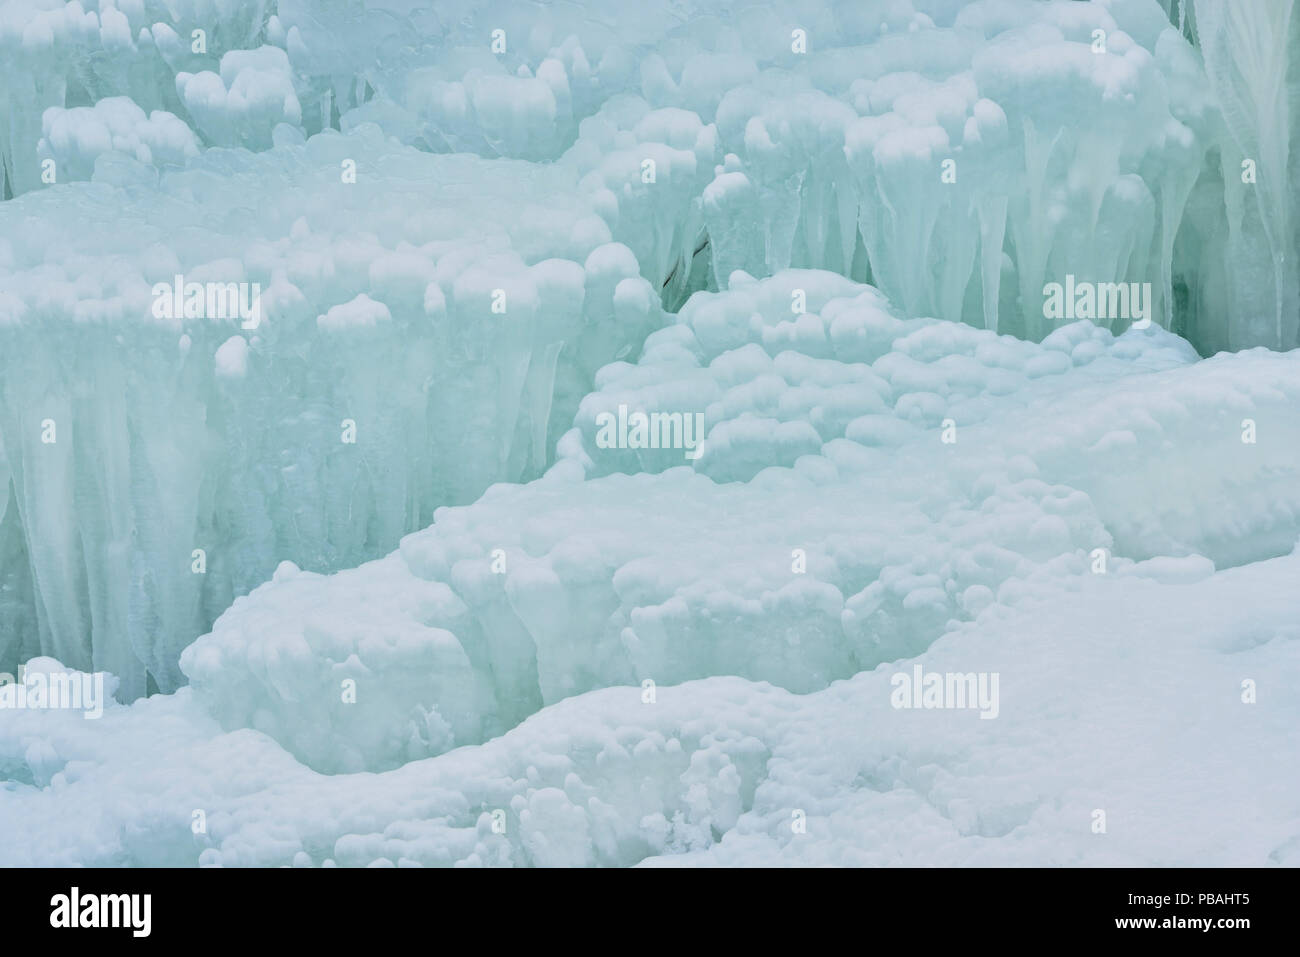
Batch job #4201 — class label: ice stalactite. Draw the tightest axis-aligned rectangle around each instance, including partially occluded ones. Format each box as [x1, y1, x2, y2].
[718, 87, 859, 277]
[974, 193, 1008, 334]
[693, 6, 1218, 344]
[1193, 0, 1298, 350]
[1005, 118, 1064, 341]
[565, 101, 720, 306]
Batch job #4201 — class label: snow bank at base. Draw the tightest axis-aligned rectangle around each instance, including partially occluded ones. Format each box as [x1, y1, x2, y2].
[1, 546, 1296, 866]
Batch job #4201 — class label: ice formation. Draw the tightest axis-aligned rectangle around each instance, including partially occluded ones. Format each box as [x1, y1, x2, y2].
[0, 0, 1297, 867]
[175, 272, 1300, 776]
[0, 124, 665, 695]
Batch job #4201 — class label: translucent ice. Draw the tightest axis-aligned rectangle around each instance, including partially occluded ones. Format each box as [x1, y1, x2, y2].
[3, 0, 1293, 346]
[0, 124, 661, 696]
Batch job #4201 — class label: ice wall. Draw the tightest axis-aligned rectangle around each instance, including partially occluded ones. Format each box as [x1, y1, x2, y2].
[0, 0, 1295, 701]
[0, 123, 661, 696]
[2, 267, 1297, 863]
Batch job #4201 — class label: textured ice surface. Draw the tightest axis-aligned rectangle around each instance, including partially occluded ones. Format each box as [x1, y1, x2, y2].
[2, 0, 1295, 346]
[176, 273, 1300, 774]
[0, 123, 661, 695]
[1, 0, 1298, 867]
[3, 0, 1298, 695]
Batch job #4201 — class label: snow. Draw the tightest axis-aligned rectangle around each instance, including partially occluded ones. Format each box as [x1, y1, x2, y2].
[316, 293, 391, 332]
[2, 546, 1298, 866]
[0, 0, 1296, 868]
[176, 46, 302, 149]
[213, 335, 249, 378]
[39, 97, 200, 181]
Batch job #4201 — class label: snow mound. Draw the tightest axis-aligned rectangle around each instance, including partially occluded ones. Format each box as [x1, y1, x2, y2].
[176, 271, 1300, 774]
[38, 96, 200, 181]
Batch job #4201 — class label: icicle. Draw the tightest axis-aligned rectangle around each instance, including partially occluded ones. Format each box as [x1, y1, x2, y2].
[976, 194, 1008, 332]
[1193, 0, 1297, 348]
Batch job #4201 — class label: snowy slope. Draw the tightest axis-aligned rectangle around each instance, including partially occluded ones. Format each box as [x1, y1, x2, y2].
[2, 543, 1298, 866]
